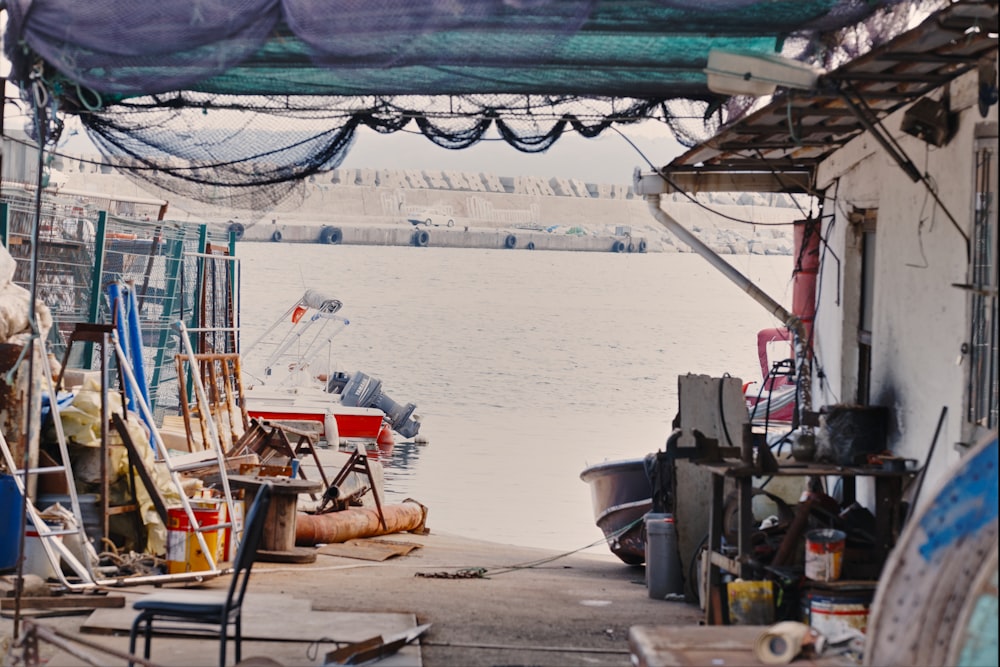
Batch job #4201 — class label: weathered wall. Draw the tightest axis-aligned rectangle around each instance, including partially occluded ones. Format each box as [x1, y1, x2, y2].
[814, 68, 997, 509]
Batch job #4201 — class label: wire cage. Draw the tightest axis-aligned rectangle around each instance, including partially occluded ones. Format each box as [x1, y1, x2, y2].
[1, 187, 237, 424]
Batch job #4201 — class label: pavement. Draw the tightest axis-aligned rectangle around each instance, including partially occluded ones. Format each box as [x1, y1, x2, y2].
[1, 531, 702, 667]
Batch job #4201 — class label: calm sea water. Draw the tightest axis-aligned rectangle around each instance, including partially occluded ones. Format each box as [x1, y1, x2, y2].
[236, 243, 793, 558]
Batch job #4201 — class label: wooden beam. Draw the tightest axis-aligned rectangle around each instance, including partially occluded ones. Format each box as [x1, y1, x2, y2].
[635, 170, 812, 195]
[1, 596, 126, 609]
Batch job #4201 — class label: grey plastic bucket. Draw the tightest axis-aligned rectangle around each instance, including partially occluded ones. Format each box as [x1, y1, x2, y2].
[645, 513, 684, 599]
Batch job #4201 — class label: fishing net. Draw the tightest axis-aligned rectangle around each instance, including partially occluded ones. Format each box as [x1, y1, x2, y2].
[4, 0, 922, 213]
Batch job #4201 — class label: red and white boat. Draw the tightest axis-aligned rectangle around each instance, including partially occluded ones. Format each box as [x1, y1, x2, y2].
[241, 290, 421, 454]
[744, 327, 796, 425]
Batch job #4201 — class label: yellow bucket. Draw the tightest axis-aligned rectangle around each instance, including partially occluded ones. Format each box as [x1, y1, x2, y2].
[166, 502, 225, 574]
[727, 579, 775, 625]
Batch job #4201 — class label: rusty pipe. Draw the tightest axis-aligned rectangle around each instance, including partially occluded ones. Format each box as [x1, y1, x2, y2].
[296, 500, 427, 546]
[644, 196, 813, 423]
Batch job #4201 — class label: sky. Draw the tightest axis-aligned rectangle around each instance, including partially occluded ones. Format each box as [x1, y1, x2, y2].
[337, 123, 685, 184]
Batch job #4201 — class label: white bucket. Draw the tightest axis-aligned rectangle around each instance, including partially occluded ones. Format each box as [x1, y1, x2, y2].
[24, 526, 61, 580]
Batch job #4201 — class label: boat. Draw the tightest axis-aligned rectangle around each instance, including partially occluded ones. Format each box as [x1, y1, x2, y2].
[241, 289, 421, 454]
[744, 327, 796, 425]
[579, 457, 653, 565]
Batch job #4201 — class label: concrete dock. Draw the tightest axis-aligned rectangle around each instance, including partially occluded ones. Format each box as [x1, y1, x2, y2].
[230, 219, 650, 254]
[2, 531, 702, 667]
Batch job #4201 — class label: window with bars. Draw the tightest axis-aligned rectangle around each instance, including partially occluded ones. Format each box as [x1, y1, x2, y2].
[965, 123, 998, 438]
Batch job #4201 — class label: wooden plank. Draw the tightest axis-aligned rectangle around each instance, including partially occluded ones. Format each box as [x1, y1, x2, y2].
[111, 413, 170, 526]
[1, 608, 95, 619]
[318, 538, 423, 562]
[629, 626, 857, 667]
[81, 593, 416, 644]
[1, 595, 126, 609]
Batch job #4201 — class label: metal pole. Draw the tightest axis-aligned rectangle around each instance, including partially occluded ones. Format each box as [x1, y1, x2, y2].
[14, 84, 49, 640]
[644, 195, 812, 422]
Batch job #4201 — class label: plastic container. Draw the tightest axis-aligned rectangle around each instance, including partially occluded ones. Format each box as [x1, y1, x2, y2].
[805, 528, 846, 581]
[38, 493, 101, 551]
[645, 513, 684, 599]
[805, 588, 874, 636]
[166, 503, 224, 573]
[728, 580, 775, 625]
[23, 521, 62, 580]
[1, 475, 23, 571]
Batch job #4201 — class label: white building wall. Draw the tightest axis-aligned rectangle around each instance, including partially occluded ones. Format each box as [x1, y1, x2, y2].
[814, 69, 997, 504]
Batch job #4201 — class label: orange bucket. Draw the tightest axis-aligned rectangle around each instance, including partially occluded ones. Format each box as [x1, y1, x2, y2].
[166, 503, 224, 574]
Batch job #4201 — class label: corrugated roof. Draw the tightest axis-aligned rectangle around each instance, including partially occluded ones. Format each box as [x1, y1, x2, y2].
[649, 0, 998, 194]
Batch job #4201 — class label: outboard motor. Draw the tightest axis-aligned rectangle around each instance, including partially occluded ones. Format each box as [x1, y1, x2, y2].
[327, 371, 421, 439]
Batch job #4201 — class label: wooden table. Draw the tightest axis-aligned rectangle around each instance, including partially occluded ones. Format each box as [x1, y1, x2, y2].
[629, 625, 857, 666]
[696, 460, 916, 625]
[228, 475, 322, 563]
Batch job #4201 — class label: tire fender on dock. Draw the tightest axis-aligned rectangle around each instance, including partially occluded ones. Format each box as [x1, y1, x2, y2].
[228, 222, 245, 240]
[413, 229, 430, 247]
[612, 240, 626, 253]
[319, 226, 343, 244]
[271, 230, 283, 242]
[504, 234, 517, 249]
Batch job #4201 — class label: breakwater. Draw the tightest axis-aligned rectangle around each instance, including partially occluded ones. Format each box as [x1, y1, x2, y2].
[43, 156, 801, 255]
[228, 219, 649, 253]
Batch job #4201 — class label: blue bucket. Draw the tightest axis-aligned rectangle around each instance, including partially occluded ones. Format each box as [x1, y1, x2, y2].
[1, 474, 24, 571]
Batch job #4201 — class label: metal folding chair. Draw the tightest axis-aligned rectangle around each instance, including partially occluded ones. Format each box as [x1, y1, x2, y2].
[128, 483, 273, 667]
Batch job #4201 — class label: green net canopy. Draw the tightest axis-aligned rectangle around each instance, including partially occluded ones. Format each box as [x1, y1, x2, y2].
[4, 0, 912, 99]
[3, 0, 916, 211]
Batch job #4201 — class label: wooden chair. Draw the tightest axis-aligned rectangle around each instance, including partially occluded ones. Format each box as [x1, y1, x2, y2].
[175, 352, 250, 453]
[128, 483, 273, 667]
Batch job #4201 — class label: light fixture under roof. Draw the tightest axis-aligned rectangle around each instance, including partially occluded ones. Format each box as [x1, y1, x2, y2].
[704, 49, 821, 97]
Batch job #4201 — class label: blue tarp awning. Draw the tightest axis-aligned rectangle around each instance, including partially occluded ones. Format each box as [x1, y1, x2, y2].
[3, 0, 911, 101]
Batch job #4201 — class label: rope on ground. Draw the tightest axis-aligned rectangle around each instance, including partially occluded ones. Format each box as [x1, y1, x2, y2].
[98, 541, 164, 577]
[414, 516, 646, 579]
[415, 567, 488, 579]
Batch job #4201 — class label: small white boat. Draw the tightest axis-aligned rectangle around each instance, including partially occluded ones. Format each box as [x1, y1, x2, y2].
[241, 290, 421, 451]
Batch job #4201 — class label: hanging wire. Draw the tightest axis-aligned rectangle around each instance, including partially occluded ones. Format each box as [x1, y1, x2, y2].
[609, 125, 805, 228]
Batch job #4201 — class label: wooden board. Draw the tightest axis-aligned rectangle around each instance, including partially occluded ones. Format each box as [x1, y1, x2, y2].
[1, 595, 125, 609]
[318, 538, 423, 562]
[81, 593, 416, 644]
[629, 625, 856, 667]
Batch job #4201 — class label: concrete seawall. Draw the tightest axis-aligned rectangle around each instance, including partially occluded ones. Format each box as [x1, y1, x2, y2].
[228, 221, 650, 253]
[47, 157, 800, 256]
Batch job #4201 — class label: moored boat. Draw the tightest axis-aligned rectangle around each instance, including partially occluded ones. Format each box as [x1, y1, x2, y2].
[580, 457, 653, 565]
[241, 290, 421, 453]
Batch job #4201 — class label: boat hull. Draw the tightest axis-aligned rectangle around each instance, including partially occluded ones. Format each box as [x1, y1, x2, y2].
[243, 387, 385, 442]
[580, 458, 653, 565]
